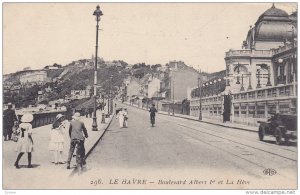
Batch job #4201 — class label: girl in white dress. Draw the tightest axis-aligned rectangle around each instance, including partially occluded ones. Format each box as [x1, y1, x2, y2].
[14, 113, 34, 169]
[48, 114, 66, 165]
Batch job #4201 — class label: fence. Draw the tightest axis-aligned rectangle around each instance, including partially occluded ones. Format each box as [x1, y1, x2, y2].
[17, 111, 67, 128]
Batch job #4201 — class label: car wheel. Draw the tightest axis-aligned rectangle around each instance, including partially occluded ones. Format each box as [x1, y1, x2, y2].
[258, 126, 264, 141]
[275, 129, 283, 145]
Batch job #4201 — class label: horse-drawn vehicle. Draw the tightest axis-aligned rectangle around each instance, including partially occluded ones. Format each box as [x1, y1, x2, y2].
[258, 113, 297, 145]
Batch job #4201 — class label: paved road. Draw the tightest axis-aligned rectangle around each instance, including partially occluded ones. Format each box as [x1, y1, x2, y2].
[82, 103, 297, 189]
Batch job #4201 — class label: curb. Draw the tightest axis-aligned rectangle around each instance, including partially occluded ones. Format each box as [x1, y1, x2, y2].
[158, 112, 257, 133]
[123, 102, 257, 133]
[85, 113, 115, 159]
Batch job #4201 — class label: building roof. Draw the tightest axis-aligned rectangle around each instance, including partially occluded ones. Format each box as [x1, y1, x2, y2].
[242, 4, 297, 48]
[260, 4, 289, 18]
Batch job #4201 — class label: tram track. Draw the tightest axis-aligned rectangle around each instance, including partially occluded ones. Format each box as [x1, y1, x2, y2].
[156, 112, 297, 154]
[176, 123, 296, 162]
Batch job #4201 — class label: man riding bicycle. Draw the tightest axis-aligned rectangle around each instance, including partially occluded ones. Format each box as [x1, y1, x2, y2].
[149, 104, 158, 127]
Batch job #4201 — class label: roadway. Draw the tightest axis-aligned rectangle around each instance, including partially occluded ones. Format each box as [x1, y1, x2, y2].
[81, 103, 296, 189]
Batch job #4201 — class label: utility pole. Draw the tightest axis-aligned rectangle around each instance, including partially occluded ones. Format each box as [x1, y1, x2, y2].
[156, 86, 159, 110]
[172, 79, 175, 116]
[198, 69, 202, 121]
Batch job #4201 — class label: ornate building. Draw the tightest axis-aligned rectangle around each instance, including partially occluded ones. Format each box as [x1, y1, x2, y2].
[190, 4, 297, 126]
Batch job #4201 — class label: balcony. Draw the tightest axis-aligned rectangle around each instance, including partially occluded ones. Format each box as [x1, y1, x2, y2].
[225, 49, 273, 58]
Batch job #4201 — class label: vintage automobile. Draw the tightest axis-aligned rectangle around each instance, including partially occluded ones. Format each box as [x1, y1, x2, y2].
[258, 114, 297, 145]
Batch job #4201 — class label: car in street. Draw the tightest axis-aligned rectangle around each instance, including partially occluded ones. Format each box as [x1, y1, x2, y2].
[258, 113, 297, 145]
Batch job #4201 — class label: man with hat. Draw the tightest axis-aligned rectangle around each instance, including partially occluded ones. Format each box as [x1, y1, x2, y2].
[3, 103, 18, 141]
[67, 112, 88, 169]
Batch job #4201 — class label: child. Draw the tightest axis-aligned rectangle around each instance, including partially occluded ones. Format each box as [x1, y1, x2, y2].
[11, 121, 20, 142]
[48, 114, 66, 165]
[14, 113, 34, 169]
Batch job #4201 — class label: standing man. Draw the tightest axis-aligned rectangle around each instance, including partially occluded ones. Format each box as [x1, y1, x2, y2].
[67, 112, 88, 169]
[149, 104, 158, 127]
[3, 103, 18, 141]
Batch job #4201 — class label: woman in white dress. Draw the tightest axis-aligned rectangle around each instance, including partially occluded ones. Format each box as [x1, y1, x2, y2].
[48, 114, 66, 165]
[116, 108, 125, 128]
[14, 113, 34, 169]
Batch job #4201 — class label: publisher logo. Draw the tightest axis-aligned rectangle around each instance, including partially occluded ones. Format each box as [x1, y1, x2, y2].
[263, 168, 277, 176]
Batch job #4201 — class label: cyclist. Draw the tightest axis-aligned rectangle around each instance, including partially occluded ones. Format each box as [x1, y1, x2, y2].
[149, 104, 157, 127]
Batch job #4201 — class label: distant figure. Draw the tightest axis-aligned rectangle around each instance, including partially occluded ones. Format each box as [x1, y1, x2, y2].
[3, 103, 18, 141]
[67, 112, 88, 170]
[222, 111, 226, 123]
[49, 114, 66, 165]
[14, 113, 34, 169]
[116, 108, 125, 128]
[149, 104, 157, 127]
[88, 108, 93, 118]
[85, 108, 89, 118]
[123, 108, 128, 128]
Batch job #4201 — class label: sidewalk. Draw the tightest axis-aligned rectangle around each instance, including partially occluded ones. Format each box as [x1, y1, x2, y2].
[123, 102, 258, 132]
[3, 109, 114, 189]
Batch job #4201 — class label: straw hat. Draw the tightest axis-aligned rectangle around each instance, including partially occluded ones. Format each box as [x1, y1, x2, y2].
[72, 112, 80, 120]
[21, 113, 34, 123]
[55, 114, 64, 122]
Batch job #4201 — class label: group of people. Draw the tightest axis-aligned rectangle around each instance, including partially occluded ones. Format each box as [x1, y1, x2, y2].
[115, 104, 158, 128]
[6, 104, 88, 170]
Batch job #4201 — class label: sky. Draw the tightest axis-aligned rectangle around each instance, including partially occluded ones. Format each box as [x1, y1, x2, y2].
[3, 2, 297, 74]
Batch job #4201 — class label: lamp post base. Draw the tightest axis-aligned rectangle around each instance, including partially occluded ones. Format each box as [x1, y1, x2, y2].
[199, 112, 202, 121]
[92, 117, 98, 131]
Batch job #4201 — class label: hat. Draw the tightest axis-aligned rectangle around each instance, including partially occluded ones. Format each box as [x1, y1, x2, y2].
[21, 113, 34, 123]
[55, 114, 64, 121]
[7, 102, 12, 106]
[72, 112, 80, 120]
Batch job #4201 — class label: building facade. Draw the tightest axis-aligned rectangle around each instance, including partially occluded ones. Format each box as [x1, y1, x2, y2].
[160, 61, 199, 113]
[190, 4, 297, 126]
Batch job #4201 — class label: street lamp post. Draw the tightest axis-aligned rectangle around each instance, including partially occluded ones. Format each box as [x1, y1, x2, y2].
[110, 75, 113, 115]
[92, 5, 103, 131]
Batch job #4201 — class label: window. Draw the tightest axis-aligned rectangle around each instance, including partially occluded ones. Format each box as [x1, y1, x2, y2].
[256, 104, 265, 118]
[234, 104, 239, 117]
[248, 104, 255, 115]
[267, 103, 276, 116]
[279, 103, 290, 114]
[241, 104, 247, 115]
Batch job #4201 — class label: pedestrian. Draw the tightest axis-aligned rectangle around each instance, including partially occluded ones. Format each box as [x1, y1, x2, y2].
[116, 108, 125, 128]
[85, 108, 89, 118]
[67, 112, 88, 170]
[88, 107, 93, 118]
[149, 104, 158, 127]
[3, 103, 18, 141]
[222, 111, 226, 123]
[11, 121, 19, 142]
[14, 113, 34, 169]
[123, 108, 128, 128]
[48, 114, 66, 165]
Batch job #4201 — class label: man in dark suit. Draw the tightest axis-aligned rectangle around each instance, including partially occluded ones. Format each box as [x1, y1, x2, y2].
[67, 112, 88, 169]
[3, 103, 18, 141]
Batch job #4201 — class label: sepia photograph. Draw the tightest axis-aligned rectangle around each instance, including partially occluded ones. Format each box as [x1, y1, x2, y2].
[2, 2, 298, 191]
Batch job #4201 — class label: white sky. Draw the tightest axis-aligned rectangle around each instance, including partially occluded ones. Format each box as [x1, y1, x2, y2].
[3, 2, 297, 74]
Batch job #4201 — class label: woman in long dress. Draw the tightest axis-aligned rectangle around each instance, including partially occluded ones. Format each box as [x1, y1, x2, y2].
[14, 113, 34, 169]
[116, 108, 125, 128]
[48, 114, 66, 165]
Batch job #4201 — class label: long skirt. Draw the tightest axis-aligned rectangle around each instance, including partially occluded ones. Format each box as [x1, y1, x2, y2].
[48, 142, 64, 152]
